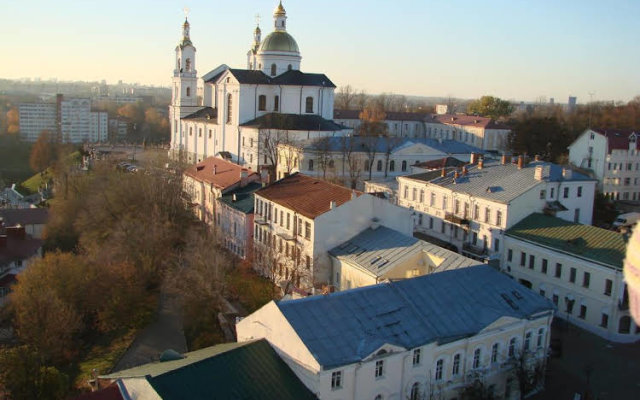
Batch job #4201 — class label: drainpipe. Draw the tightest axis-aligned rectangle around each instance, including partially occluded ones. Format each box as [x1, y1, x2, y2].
[299, 86, 304, 115]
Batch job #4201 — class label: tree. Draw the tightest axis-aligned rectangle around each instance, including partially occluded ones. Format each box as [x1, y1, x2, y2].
[313, 136, 333, 179]
[335, 85, 356, 110]
[510, 350, 545, 400]
[29, 130, 56, 172]
[467, 96, 514, 119]
[0, 346, 69, 400]
[508, 116, 570, 163]
[358, 101, 388, 137]
[6, 107, 20, 135]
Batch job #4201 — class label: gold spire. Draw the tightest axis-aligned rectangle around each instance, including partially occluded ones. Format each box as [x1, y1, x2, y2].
[274, 1, 286, 16]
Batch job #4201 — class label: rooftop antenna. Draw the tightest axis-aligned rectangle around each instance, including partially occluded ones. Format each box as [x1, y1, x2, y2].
[588, 91, 595, 128]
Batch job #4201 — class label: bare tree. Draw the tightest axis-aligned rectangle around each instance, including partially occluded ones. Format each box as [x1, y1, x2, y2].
[277, 142, 300, 177]
[509, 350, 545, 400]
[338, 136, 363, 189]
[313, 136, 333, 179]
[355, 90, 368, 110]
[383, 136, 403, 177]
[335, 85, 356, 110]
[362, 136, 382, 181]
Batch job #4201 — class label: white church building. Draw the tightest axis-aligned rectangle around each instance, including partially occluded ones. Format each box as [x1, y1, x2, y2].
[169, 2, 350, 169]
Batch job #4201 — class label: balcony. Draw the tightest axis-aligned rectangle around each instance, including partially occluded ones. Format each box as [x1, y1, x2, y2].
[463, 243, 487, 257]
[445, 213, 470, 227]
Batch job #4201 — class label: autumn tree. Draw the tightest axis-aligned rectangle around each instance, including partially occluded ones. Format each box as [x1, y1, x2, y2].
[508, 116, 570, 162]
[358, 100, 388, 137]
[6, 107, 20, 135]
[0, 346, 69, 400]
[467, 96, 514, 120]
[29, 130, 56, 172]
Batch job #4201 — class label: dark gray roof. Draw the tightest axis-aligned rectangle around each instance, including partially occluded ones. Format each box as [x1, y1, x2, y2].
[183, 107, 217, 121]
[329, 226, 478, 277]
[303, 136, 482, 155]
[205, 68, 335, 88]
[218, 182, 262, 214]
[404, 160, 594, 204]
[0, 208, 49, 226]
[277, 265, 554, 369]
[241, 113, 347, 131]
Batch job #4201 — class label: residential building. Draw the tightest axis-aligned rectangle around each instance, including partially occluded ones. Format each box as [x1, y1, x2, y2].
[169, 3, 351, 168]
[503, 212, 637, 342]
[252, 173, 413, 294]
[0, 222, 43, 305]
[275, 136, 481, 187]
[183, 156, 261, 225]
[98, 339, 317, 400]
[237, 265, 555, 400]
[19, 94, 109, 143]
[333, 109, 428, 138]
[216, 182, 262, 260]
[329, 225, 480, 290]
[568, 128, 640, 200]
[0, 208, 49, 239]
[397, 156, 597, 262]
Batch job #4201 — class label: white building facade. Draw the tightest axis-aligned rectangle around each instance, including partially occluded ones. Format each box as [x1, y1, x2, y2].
[397, 156, 597, 262]
[568, 128, 640, 200]
[503, 213, 637, 343]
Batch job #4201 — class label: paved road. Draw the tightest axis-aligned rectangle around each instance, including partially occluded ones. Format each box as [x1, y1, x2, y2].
[111, 292, 187, 372]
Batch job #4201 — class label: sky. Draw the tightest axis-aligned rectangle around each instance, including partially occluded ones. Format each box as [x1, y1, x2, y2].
[1, 0, 638, 103]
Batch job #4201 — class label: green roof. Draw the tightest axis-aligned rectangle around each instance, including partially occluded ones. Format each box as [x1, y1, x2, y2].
[506, 213, 627, 269]
[218, 182, 262, 214]
[103, 339, 317, 400]
[260, 31, 299, 53]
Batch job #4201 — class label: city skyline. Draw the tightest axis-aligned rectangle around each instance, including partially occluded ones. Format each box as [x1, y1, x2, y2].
[1, 0, 638, 103]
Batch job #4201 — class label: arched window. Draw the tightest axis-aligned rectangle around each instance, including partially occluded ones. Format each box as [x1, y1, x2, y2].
[401, 160, 407, 172]
[226, 93, 233, 123]
[186, 87, 191, 97]
[410, 383, 420, 400]
[435, 359, 444, 380]
[508, 338, 517, 357]
[270, 63, 277, 76]
[185, 58, 191, 72]
[472, 348, 481, 369]
[288, 64, 292, 71]
[274, 95, 279, 111]
[452, 354, 460, 375]
[305, 97, 314, 113]
[377, 160, 383, 171]
[389, 160, 395, 171]
[258, 95, 266, 111]
[619, 316, 631, 334]
[491, 343, 499, 363]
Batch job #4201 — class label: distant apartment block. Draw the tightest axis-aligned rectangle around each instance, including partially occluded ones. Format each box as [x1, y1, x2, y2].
[568, 128, 640, 201]
[18, 94, 109, 143]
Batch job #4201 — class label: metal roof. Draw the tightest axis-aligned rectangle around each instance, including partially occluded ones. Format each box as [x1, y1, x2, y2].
[218, 182, 262, 214]
[102, 340, 317, 400]
[506, 213, 627, 270]
[329, 226, 478, 277]
[277, 265, 554, 369]
[303, 136, 483, 155]
[241, 113, 347, 131]
[404, 160, 594, 204]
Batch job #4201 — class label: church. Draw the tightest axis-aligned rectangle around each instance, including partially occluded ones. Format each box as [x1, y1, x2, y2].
[169, 2, 350, 169]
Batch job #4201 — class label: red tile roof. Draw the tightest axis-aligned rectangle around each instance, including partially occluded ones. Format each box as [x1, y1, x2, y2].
[73, 385, 125, 400]
[592, 128, 640, 153]
[256, 173, 361, 219]
[183, 157, 259, 190]
[0, 208, 49, 226]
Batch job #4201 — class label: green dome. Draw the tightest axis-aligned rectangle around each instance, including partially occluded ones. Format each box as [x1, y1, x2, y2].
[260, 31, 299, 53]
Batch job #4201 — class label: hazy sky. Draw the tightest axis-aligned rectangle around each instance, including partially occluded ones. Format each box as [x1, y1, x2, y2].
[1, 0, 638, 102]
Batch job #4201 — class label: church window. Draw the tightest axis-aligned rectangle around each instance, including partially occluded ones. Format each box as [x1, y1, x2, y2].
[377, 160, 383, 171]
[258, 95, 266, 111]
[185, 58, 191, 72]
[401, 160, 407, 172]
[305, 97, 314, 113]
[271, 64, 277, 76]
[274, 96, 279, 111]
[288, 64, 292, 71]
[189, 127, 192, 136]
[227, 94, 233, 123]
[389, 160, 395, 171]
[186, 87, 191, 97]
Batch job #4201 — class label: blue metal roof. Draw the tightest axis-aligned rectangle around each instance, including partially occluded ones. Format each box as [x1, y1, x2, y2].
[304, 136, 483, 155]
[277, 265, 554, 369]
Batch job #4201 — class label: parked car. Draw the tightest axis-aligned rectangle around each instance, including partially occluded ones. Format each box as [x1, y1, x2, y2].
[612, 212, 640, 229]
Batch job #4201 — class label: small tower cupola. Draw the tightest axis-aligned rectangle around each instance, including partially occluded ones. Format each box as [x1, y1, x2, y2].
[182, 18, 192, 46]
[274, 1, 287, 31]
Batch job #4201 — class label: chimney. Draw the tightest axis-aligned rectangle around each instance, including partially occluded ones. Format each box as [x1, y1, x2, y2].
[501, 154, 508, 165]
[454, 170, 460, 179]
[213, 165, 217, 175]
[441, 167, 446, 177]
[232, 193, 237, 202]
[240, 169, 248, 187]
[534, 165, 543, 181]
[562, 168, 573, 179]
[371, 218, 380, 230]
[478, 158, 484, 169]
[534, 154, 541, 162]
[517, 155, 524, 169]
[330, 200, 337, 210]
[462, 165, 468, 176]
[470, 153, 479, 164]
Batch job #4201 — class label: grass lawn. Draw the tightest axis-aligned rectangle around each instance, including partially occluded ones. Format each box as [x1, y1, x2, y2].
[226, 263, 279, 314]
[21, 168, 53, 194]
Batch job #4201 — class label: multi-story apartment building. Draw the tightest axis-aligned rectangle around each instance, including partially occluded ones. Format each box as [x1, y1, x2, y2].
[216, 182, 262, 260]
[397, 156, 596, 262]
[503, 213, 637, 343]
[252, 173, 413, 294]
[183, 156, 260, 225]
[568, 128, 640, 200]
[237, 265, 555, 400]
[18, 94, 109, 143]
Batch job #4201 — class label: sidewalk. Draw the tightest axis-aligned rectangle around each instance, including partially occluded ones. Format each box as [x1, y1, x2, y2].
[532, 321, 640, 399]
